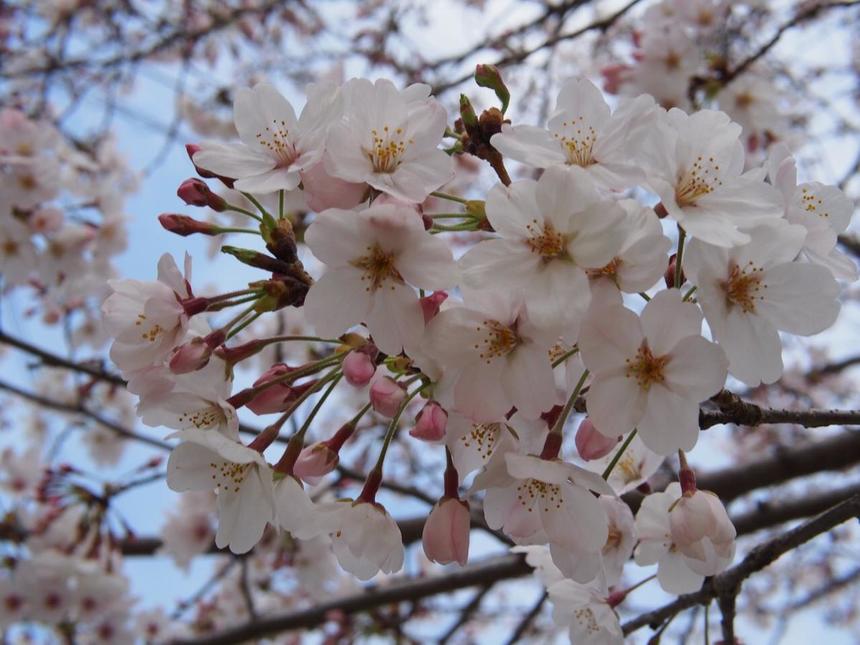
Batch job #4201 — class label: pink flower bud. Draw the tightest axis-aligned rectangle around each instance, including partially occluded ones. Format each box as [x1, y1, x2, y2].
[409, 402, 448, 442]
[664, 253, 684, 288]
[343, 351, 376, 387]
[422, 497, 470, 566]
[177, 178, 227, 212]
[293, 442, 339, 484]
[575, 418, 619, 461]
[300, 161, 367, 211]
[169, 338, 212, 374]
[369, 376, 405, 418]
[419, 291, 448, 323]
[158, 214, 220, 237]
[246, 364, 299, 415]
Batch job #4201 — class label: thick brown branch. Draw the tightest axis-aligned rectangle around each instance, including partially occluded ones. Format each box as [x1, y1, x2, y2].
[170, 554, 531, 645]
[621, 494, 860, 636]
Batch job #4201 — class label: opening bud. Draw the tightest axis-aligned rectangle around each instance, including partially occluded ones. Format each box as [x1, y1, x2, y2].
[409, 401, 448, 442]
[422, 497, 471, 566]
[369, 376, 406, 418]
[343, 351, 376, 387]
[177, 178, 227, 211]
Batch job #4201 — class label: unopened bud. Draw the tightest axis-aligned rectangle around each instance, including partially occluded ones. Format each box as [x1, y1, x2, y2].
[343, 351, 376, 387]
[422, 497, 470, 566]
[475, 64, 510, 114]
[575, 418, 620, 461]
[263, 217, 298, 263]
[293, 442, 339, 484]
[169, 337, 213, 374]
[369, 376, 406, 418]
[177, 178, 227, 211]
[410, 401, 448, 442]
[221, 245, 294, 274]
[459, 94, 479, 129]
[664, 254, 685, 288]
[158, 214, 220, 237]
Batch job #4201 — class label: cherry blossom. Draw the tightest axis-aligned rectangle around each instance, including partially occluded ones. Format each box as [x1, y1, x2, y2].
[192, 81, 338, 193]
[422, 295, 557, 422]
[477, 452, 614, 582]
[422, 497, 471, 566]
[492, 77, 657, 190]
[459, 166, 628, 330]
[669, 489, 736, 576]
[684, 223, 841, 386]
[318, 500, 405, 580]
[640, 108, 783, 246]
[579, 289, 728, 454]
[166, 429, 275, 554]
[303, 201, 457, 354]
[324, 78, 454, 203]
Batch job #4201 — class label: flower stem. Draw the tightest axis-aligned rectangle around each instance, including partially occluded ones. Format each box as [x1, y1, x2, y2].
[278, 189, 285, 219]
[550, 369, 589, 436]
[242, 192, 273, 220]
[295, 372, 343, 440]
[431, 191, 468, 204]
[602, 429, 637, 480]
[675, 225, 686, 289]
[224, 204, 263, 222]
[551, 345, 579, 368]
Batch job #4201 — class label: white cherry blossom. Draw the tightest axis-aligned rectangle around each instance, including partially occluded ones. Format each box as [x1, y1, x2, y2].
[684, 223, 841, 386]
[166, 429, 275, 554]
[318, 500, 404, 580]
[477, 452, 614, 582]
[422, 294, 557, 422]
[579, 289, 728, 455]
[303, 201, 457, 355]
[459, 166, 628, 331]
[193, 82, 338, 193]
[640, 108, 783, 246]
[324, 78, 453, 203]
[491, 77, 657, 190]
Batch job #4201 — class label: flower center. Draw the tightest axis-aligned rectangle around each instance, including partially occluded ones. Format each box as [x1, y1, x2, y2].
[459, 423, 500, 461]
[675, 155, 722, 207]
[367, 125, 411, 173]
[516, 478, 562, 511]
[352, 244, 403, 291]
[210, 460, 250, 494]
[135, 314, 164, 343]
[604, 526, 622, 552]
[574, 607, 601, 634]
[475, 320, 521, 363]
[256, 119, 298, 168]
[587, 257, 623, 281]
[553, 116, 597, 167]
[721, 262, 764, 313]
[525, 219, 567, 259]
[616, 453, 642, 485]
[625, 342, 669, 390]
[800, 187, 829, 219]
[179, 405, 226, 430]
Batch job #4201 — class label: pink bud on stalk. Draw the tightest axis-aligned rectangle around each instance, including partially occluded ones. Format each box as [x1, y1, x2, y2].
[158, 214, 221, 237]
[422, 497, 471, 566]
[177, 178, 227, 212]
[168, 330, 226, 374]
[246, 364, 311, 415]
[369, 376, 405, 417]
[409, 401, 448, 442]
[342, 351, 376, 387]
[575, 418, 619, 461]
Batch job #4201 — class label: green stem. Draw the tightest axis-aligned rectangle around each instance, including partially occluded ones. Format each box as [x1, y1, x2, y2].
[602, 429, 637, 480]
[217, 227, 262, 235]
[638, 291, 651, 302]
[371, 384, 428, 472]
[295, 372, 343, 440]
[550, 369, 589, 435]
[431, 191, 468, 205]
[675, 226, 686, 289]
[278, 189, 285, 219]
[227, 311, 262, 340]
[704, 602, 710, 645]
[682, 285, 697, 302]
[224, 204, 263, 222]
[242, 192, 273, 219]
[428, 213, 470, 219]
[551, 346, 579, 368]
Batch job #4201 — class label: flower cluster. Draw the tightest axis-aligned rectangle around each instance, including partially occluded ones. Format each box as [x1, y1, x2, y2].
[102, 69, 854, 642]
[0, 108, 135, 345]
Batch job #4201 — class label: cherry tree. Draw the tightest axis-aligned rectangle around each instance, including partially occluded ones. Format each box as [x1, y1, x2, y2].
[1, 1, 860, 644]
